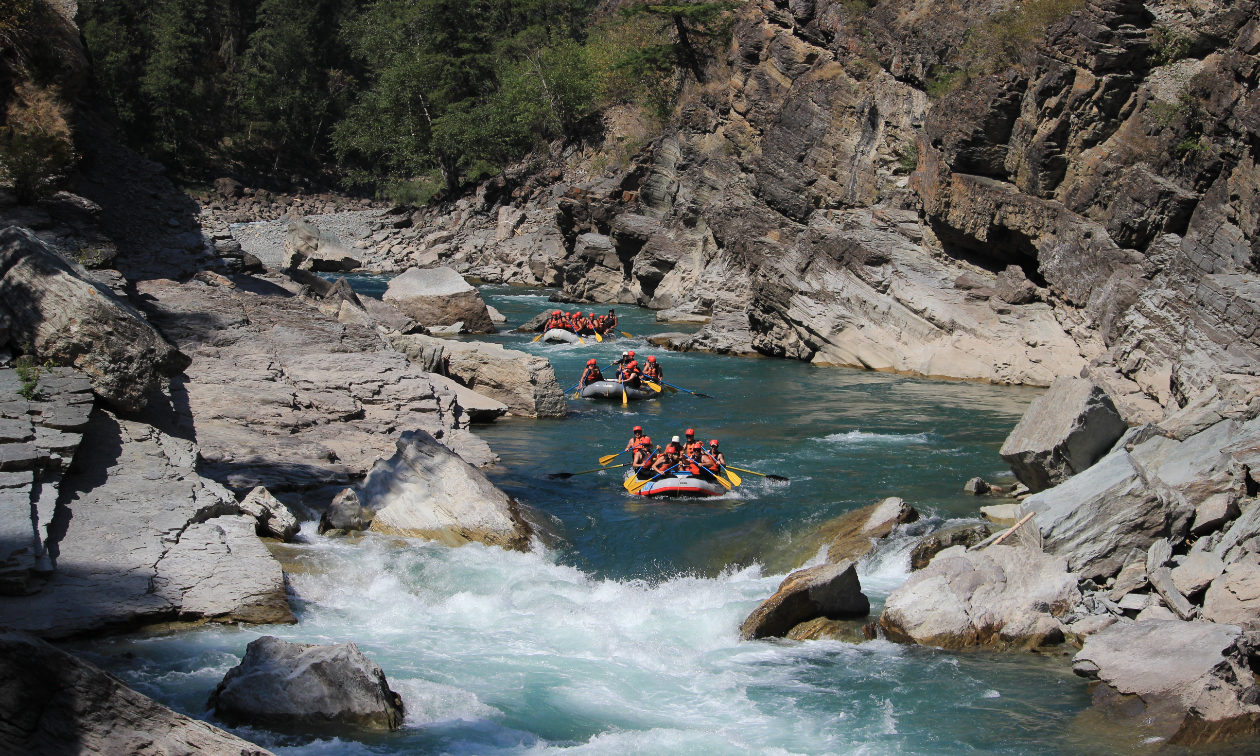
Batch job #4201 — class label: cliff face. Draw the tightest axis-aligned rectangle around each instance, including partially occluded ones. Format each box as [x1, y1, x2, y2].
[435, 0, 1259, 423]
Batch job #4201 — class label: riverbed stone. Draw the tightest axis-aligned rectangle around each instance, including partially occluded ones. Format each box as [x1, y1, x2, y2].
[1193, 493, 1241, 535]
[1170, 551, 1224, 596]
[0, 630, 276, 755]
[879, 544, 1079, 650]
[238, 486, 301, 541]
[999, 377, 1127, 493]
[210, 636, 405, 731]
[358, 429, 532, 550]
[319, 488, 371, 534]
[818, 498, 920, 565]
[909, 523, 993, 570]
[1202, 562, 1260, 630]
[739, 560, 870, 640]
[383, 267, 495, 333]
[1073, 620, 1260, 746]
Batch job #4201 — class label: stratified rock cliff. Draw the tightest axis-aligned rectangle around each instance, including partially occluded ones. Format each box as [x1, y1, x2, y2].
[379, 0, 1259, 424]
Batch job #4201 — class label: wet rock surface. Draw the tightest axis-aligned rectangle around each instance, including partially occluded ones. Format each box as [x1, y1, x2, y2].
[740, 560, 870, 640]
[0, 629, 276, 756]
[210, 635, 405, 731]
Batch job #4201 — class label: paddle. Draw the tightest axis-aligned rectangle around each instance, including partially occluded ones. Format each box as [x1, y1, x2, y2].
[659, 380, 714, 399]
[599, 450, 624, 465]
[621, 332, 632, 338]
[682, 452, 732, 490]
[595, 332, 602, 342]
[532, 333, 543, 342]
[627, 458, 680, 494]
[644, 380, 664, 393]
[548, 463, 628, 480]
[624, 449, 661, 492]
[726, 466, 790, 483]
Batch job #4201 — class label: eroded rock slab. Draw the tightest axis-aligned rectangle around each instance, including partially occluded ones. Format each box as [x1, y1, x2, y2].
[739, 560, 870, 640]
[383, 267, 495, 333]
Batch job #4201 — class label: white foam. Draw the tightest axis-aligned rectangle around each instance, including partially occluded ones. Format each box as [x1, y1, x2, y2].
[819, 430, 933, 445]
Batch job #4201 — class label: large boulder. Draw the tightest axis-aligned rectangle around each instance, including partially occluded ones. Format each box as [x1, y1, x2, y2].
[999, 377, 1128, 492]
[357, 429, 532, 549]
[815, 497, 920, 565]
[238, 486, 300, 541]
[209, 636, 404, 731]
[1202, 562, 1260, 629]
[739, 560, 870, 640]
[284, 218, 357, 271]
[1073, 620, 1260, 746]
[383, 267, 495, 333]
[0, 629, 276, 755]
[879, 545, 1080, 650]
[318, 488, 371, 534]
[390, 333, 565, 418]
[0, 227, 189, 412]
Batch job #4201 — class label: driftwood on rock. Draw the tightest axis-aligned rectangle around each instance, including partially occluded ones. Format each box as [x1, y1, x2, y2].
[0, 227, 189, 412]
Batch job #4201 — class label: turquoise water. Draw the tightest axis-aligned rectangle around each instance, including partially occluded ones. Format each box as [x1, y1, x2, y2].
[75, 283, 1234, 756]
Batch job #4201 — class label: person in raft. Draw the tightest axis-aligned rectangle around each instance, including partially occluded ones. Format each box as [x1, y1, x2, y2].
[642, 355, 663, 381]
[578, 358, 603, 388]
[625, 426, 653, 467]
[653, 436, 683, 474]
[605, 309, 618, 331]
[702, 439, 725, 473]
[682, 429, 706, 473]
[621, 359, 644, 389]
[544, 310, 563, 331]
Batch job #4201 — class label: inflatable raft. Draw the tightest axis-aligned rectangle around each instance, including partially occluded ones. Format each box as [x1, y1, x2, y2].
[580, 380, 662, 400]
[540, 328, 582, 344]
[625, 471, 727, 498]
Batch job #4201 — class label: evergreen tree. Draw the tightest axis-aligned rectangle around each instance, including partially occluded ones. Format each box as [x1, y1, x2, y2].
[618, 1, 739, 83]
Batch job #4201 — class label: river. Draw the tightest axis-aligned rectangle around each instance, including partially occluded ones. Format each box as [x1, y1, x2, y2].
[71, 283, 1179, 756]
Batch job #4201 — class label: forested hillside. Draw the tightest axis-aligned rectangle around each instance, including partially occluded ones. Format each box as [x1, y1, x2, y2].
[74, 0, 736, 197]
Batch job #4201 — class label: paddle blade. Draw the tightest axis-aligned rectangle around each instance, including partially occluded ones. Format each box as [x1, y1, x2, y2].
[577, 337, 585, 345]
[725, 469, 742, 486]
[532, 334, 542, 342]
[599, 453, 620, 465]
[595, 333, 602, 342]
[663, 385, 678, 394]
[546, 473, 574, 480]
[624, 475, 647, 493]
[714, 475, 732, 491]
[621, 384, 628, 405]
[621, 331, 632, 338]
[644, 381, 662, 392]
[767, 474, 790, 482]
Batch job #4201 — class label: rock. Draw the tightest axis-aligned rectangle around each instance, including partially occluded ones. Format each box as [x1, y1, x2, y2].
[357, 429, 531, 549]
[359, 296, 426, 335]
[909, 523, 993, 570]
[980, 503, 1021, 524]
[210, 636, 404, 731]
[1073, 620, 1260, 746]
[739, 560, 870, 640]
[879, 545, 1079, 650]
[284, 217, 354, 271]
[963, 476, 990, 495]
[383, 267, 495, 333]
[1214, 501, 1260, 565]
[1147, 566, 1195, 620]
[1193, 493, 1241, 535]
[785, 617, 877, 643]
[239, 486, 300, 541]
[1023, 445, 1169, 581]
[999, 377, 1128, 493]
[647, 331, 689, 347]
[214, 177, 245, 199]
[1202, 562, 1260, 630]
[992, 265, 1038, 305]
[1135, 604, 1179, 622]
[1116, 592, 1151, 612]
[816, 498, 920, 565]
[1064, 614, 1118, 643]
[1107, 561, 1148, 602]
[0, 228, 189, 412]
[0, 629, 276, 755]
[427, 373, 508, 423]
[1170, 551, 1224, 596]
[319, 488, 371, 534]
[487, 305, 506, 323]
[390, 333, 565, 418]
[1146, 538, 1174, 574]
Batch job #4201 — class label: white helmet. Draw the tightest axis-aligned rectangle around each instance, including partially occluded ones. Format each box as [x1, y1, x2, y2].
[671, 435, 680, 443]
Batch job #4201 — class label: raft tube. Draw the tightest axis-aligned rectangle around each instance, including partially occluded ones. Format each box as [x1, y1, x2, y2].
[580, 380, 661, 400]
[541, 328, 581, 344]
[625, 471, 727, 498]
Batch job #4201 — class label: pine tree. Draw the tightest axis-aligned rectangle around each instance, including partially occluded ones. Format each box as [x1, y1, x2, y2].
[618, 1, 739, 83]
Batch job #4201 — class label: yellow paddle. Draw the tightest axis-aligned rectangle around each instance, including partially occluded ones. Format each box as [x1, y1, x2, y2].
[532, 333, 543, 342]
[683, 453, 731, 490]
[620, 331, 632, 338]
[578, 337, 585, 345]
[595, 332, 602, 342]
[625, 451, 659, 491]
[621, 379, 628, 405]
[599, 451, 623, 465]
[722, 467, 741, 486]
[644, 380, 663, 393]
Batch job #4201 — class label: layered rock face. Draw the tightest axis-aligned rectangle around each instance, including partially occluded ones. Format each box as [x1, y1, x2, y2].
[0, 630, 276, 756]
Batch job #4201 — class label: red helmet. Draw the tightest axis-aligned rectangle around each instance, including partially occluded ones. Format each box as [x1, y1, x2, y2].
[628, 350, 636, 357]
[647, 355, 656, 362]
[589, 312, 595, 316]
[628, 360, 638, 368]
[709, 439, 719, 446]
[587, 358, 597, 365]
[686, 428, 694, 435]
[553, 310, 561, 315]
[633, 426, 642, 432]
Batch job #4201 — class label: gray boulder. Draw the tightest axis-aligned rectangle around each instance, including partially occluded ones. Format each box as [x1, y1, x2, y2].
[319, 488, 371, 534]
[1193, 493, 1240, 535]
[285, 218, 355, 272]
[999, 376, 1127, 492]
[909, 523, 993, 570]
[992, 265, 1038, 305]
[739, 560, 870, 640]
[819, 497, 920, 565]
[1202, 562, 1260, 630]
[0, 227, 189, 412]
[383, 267, 495, 333]
[239, 486, 300, 541]
[1171, 551, 1224, 596]
[210, 636, 404, 731]
[0, 630, 276, 755]
[879, 545, 1079, 650]
[358, 430, 532, 550]
[1073, 620, 1260, 746]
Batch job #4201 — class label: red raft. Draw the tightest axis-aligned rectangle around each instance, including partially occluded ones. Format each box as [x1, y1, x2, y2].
[625, 471, 727, 498]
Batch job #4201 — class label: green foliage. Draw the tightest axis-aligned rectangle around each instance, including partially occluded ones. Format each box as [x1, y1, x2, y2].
[14, 354, 44, 401]
[896, 143, 918, 174]
[961, 0, 1085, 75]
[0, 83, 75, 203]
[924, 65, 962, 99]
[1174, 137, 1207, 156]
[1149, 25, 1192, 66]
[617, 2, 739, 83]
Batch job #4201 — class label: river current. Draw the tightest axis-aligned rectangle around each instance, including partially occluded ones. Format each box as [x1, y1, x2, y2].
[73, 283, 1190, 755]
